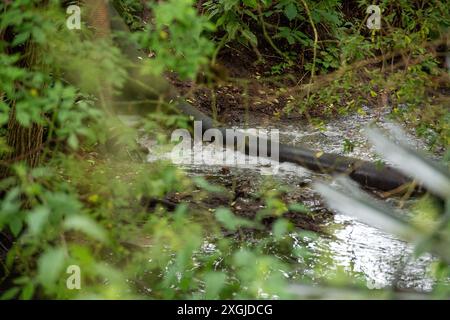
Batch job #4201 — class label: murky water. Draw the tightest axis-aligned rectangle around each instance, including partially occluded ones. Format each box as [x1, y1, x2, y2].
[132, 106, 446, 293]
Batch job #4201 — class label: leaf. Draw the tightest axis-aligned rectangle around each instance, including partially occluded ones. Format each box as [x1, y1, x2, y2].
[46, 192, 82, 216]
[63, 215, 108, 243]
[0, 188, 21, 227]
[284, 3, 298, 21]
[204, 272, 227, 299]
[32, 28, 46, 44]
[1, 287, 20, 300]
[288, 203, 309, 213]
[15, 109, 31, 127]
[193, 177, 227, 194]
[314, 178, 413, 239]
[224, 0, 239, 11]
[20, 282, 35, 300]
[67, 134, 79, 150]
[37, 247, 65, 288]
[242, 0, 258, 9]
[9, 215, 23, 237]
[241, 29, 258, 46]
[26, 206, 50, 235]
[0, 101, 9, 125]
[273, 218, 290, 239]
[366, 126, 450, 199]
[215, 208, 256, 231]
[225, 21, 239, 40]
[12, 31, 30, 47]
[233, 249, 254, 267]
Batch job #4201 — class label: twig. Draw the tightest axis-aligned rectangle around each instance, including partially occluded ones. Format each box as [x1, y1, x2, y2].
[299, 0, 318, 100]
[257, 4, 290, 62]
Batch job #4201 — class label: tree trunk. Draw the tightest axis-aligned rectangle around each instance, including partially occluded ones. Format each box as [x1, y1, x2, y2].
[0, 108, 44, 175]
[0, 36, 44, 179]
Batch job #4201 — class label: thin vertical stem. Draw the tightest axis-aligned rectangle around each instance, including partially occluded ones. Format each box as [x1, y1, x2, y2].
[299, 0, 318, 100]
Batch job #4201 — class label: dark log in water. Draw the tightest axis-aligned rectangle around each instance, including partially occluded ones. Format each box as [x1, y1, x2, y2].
[177, 102, 414, 192]
[106, 2, 414, 192]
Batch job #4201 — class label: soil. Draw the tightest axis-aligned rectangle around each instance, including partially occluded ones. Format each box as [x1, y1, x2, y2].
[168, 44, 326, 126]
[143, 167, 332, 234]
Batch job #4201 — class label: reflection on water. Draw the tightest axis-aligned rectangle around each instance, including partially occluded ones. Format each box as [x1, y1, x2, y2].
[136, 106, 445, 292]
[296, 214, 435, 291]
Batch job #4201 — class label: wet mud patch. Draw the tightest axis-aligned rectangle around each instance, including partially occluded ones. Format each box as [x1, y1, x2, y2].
[146, 169, 332, 234]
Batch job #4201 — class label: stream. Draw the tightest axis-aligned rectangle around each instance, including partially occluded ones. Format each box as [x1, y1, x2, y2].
[134, 105, 446, 293]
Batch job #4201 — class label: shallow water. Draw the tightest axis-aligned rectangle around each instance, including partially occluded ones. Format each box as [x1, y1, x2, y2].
[294, 215, 435, 291]
[135, 106, 445, 293]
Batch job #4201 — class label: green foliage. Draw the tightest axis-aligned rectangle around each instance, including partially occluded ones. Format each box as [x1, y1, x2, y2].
[204, 0, 343, 63]
[1, 0, 449, 300]
[203, 0, 259, 47]
[203, 1, 448, 150]
[215, 208, 257, 231]
[0, 1, 307, 300]
[280, 0, 449, 149]
[133, 0, 214, 79]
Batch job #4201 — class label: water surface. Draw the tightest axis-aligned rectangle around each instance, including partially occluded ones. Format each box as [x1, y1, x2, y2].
[136, 107, 445, 292]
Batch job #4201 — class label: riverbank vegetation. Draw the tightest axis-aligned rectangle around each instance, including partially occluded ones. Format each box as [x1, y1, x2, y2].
[0, 0, 449, 299]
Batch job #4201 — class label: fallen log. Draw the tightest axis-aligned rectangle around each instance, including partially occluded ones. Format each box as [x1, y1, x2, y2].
[103, 1, 416, 192]
[177, 101, 414, 192]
